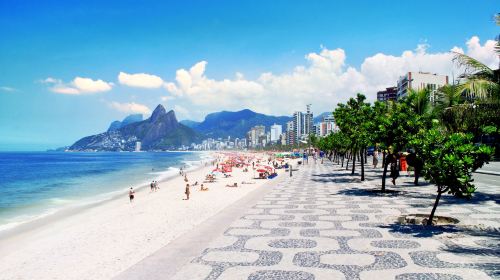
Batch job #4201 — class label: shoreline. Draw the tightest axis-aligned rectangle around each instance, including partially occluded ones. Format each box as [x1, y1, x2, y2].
[0, 151, 211, 236]
[0, 151, 295, 279]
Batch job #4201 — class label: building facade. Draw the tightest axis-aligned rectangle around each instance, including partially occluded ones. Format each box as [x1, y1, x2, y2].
[318, 114, 336, 137]
[292, 105, 314, 143]
[270, 124, 282, 143]
[247, 125, 266, 148]
[377, 86, 397, 102]
[397, 72, 448, 100]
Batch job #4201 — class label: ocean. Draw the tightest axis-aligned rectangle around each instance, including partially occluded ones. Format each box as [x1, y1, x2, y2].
[0, 151, 209, 232]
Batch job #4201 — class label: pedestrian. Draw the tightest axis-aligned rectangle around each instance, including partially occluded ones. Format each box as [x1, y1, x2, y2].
[129, 187, 135, 202]
[373, 149, 379, 168]
[150, 181, 154, 192]
[184, 183, 190, 200]
[400, 153, 408, 176]
[389, 154, 399, 185]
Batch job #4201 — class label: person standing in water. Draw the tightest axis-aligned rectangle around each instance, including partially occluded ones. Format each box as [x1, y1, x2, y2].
[129, 187, 135, 203]
[184, 184, 190, 200]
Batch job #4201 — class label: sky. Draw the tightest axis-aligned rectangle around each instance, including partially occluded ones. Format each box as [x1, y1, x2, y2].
[0, 0, 498, 151]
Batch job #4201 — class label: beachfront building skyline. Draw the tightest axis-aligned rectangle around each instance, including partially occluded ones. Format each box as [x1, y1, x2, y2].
[397, 71, 449, 101]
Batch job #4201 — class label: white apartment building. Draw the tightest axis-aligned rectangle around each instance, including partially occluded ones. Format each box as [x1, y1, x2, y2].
[270, 124, 283, 143]
[397, 72, 448, 101]
[293, 105, 314, 143]
[318, 114, 336, 136]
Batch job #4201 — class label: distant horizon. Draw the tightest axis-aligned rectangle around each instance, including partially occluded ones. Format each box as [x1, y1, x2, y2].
[1, 1, 498, 150]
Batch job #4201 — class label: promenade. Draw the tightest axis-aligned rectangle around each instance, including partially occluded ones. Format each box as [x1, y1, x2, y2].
[119, 160, 499, 280]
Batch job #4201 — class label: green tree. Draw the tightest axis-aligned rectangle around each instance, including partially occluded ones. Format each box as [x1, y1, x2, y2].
[410, 128, 493, 225]
[334, 94, 372, 180]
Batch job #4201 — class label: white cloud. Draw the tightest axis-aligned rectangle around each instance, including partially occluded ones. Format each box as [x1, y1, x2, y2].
[464, 36, 499, 69]
[118, 72, 164, 88]
[43, 76, 113, 95]
[173, 104, 190, 119]
[163, 36, 498, 118]
[109, 101, 151, 115]
[0, 86, 18, 93]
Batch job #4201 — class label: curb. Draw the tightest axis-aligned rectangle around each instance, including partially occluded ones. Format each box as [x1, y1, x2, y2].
[474, 170, 500, 176]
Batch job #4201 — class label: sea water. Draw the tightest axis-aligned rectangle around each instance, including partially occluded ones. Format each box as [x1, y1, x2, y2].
[0, 151, 209, 232]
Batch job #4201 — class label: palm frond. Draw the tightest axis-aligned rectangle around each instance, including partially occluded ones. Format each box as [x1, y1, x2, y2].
[437, 84, 462, 108]
[452, 52, 494, 76]
[457, 79, 500, 100]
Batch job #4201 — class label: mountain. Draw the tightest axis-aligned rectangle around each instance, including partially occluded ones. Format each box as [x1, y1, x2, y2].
[189, 109, 292, 139]
[314, 112, 332, 123]
[69, 105, 200, 151]
[179, 120, 201, 128]
[107, 114, 143, 132]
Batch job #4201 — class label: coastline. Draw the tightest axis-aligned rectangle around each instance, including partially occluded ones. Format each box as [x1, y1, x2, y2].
[0, 151, 211, 234]
[0, 151, 294, 279]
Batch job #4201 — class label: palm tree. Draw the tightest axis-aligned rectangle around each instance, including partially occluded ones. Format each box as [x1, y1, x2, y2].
[436, 84, 462, 109]
[452, 52, 499, 101]
[407, 88, 433, 116]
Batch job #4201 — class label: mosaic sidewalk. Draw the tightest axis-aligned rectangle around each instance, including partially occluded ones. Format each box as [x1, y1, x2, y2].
[170, 161, 499, 280]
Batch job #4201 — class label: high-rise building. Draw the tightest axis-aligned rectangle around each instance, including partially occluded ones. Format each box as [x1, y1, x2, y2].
[397, 72, 448, 100]
[317, 114, 335, 137]
[247, 125, 265, 147]
[292, 105, 314, 143]
[286, 121, 295, 146]
[304, 104, 314, 137]
[377, 86, 397, 102]
[270, 124, 282, 143]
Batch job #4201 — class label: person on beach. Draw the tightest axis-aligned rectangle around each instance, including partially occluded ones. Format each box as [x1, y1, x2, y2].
[184, 184, 190, 200]
[184, 174, 188, 182]
[200, 184, 209, 191]
[150, 181, 154, 192]
[226, 182, 238, 187]
[373, 149, 379, 168]
[129, 187, 135, 202]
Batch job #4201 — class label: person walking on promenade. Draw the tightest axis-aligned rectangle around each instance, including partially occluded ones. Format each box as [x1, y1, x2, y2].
[389, 153, 400, 185]
[373, 149, 379, 168]
[184, 184, 190, 200]
[400, 153, 408, 176]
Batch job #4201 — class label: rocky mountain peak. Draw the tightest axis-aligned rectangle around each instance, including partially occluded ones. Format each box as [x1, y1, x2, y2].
[150, 104, 167, 122]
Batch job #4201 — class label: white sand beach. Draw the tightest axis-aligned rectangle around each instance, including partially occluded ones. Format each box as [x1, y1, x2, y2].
[0, 152, 294, 280]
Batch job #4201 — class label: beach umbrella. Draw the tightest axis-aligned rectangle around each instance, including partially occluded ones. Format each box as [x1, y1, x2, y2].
[256, 169, 267, 173]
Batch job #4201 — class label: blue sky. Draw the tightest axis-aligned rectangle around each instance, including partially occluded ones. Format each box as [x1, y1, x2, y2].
[0, 0, 498, 150]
